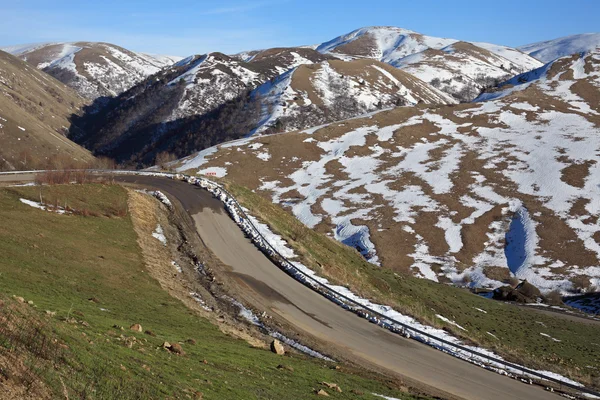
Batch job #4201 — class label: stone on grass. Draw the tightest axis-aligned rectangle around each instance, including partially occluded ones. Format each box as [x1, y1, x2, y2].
[270, 339, 285, 355]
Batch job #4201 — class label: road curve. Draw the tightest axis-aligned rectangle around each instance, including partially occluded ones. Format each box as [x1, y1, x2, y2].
[114, 175, 565, 400]
[0, 173, 563, 400]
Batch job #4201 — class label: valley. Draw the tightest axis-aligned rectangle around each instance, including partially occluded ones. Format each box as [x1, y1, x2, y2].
[1, 10, 599, 400]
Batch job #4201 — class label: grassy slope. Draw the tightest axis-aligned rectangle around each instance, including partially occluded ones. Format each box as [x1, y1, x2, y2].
[225, 182, 600, 387]
[0, 184, 422, 400]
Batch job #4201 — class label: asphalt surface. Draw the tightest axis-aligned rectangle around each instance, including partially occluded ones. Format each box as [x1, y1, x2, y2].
[0, 173, 566, 400]
[113, 175, 565, 400]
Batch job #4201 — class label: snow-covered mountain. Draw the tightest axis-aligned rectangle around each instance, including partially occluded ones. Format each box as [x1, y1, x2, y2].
[476, 49, 600, 107]
[71, 53, 453, 165]
[252, 58, 455, 134]
[0, 50, 93, 170]
[1, 42, 182, 99]
[519, 33, 600, 63]
[394, 41, 543, 102]
[316, 26, 457, 62]
[175, 48, 600, 295]
[316, 27, 543, 101]
[232, 47, 331, 75]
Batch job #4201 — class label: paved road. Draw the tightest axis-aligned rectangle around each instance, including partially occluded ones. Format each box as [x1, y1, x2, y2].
[113, 175, 565, 400]
[0, 172, 565, 399]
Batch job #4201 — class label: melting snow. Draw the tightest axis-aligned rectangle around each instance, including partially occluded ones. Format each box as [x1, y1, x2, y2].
[152, 225, 167, 246]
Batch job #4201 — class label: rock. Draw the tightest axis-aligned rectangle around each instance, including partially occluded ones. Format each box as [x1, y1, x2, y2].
[270, 339, 285, 355]
[277, 364, 294, 372]
[185, 338, 197, 345]
[120, 364, 127, 371]
[124, 336, 136, 348]
[27, 300, 34, 305]
[170, 343, 184, 355]
[88, 297, 100, 303]
[493, 280, 542, 304]
[145, 330, 156, 337]
[130, 324, 143, 332]
[162, 341, 171, 349]
[45, 310, 57, 316]
[14, 296, 25, 303]
[316, 389, 329, 396]
[193, 391, 203, 399]
[322, 382, 342, 393]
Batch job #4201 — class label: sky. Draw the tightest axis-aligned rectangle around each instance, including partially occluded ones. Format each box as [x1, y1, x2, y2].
[1, 0, 599, 56]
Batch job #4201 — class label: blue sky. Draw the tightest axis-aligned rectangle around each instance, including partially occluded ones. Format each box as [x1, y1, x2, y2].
[1, 0, 598, 56]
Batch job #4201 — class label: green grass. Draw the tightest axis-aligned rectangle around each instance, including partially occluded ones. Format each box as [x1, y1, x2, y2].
[225, 182, 600, 388]
[0, 184, 423, 399]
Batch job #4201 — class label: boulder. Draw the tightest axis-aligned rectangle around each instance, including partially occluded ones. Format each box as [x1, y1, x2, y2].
[316, 389, 329, 396]
[493, 280, 542, 304]
[130, 324, 143, 332]
[270, 339, 285, 355]
[322, 382, 342, 393]
[170, 343, 184, 355]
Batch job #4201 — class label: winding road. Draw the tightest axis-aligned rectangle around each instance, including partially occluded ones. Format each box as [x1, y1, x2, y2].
[0, 172, 566, 400]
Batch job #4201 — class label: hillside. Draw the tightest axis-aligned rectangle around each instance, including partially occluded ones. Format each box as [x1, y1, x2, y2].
[0, 50, 93, 170]
[70, 55, 453, 165]
[316, 27, 543, 101]
[67, 52, 273, 165]
[394, 41, 543, 102]
[519, 33, 600, 63]
[0, 183, 420, 399]
[2, 42, 182, 99]
[175, 49, 600, 295]
[252, 58, 455, 134]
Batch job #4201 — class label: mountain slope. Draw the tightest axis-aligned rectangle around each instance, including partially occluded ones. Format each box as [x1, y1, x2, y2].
[2, 42, 182, 99]
[394, 41, 543, 101]
[0, 50, 93, 170]
[316, 27, 543, 101]
[71, 55, 453, 165]
[519, 33, 600, 63]
[233, 46, 331, 74]
[316, 26, 457, 62]
[476, 49, 600, 111]
[253, 58, 456, 134]
[68, 52, 274, 164]
[175, 49, 600, 295]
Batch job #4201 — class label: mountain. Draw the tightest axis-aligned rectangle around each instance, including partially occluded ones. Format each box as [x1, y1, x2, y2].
[316, 26, 543, 101]
[252, 58, 455, 134]
[394, 41, 543, 102]
[316, 26, 457, 62]
[71, 54, 453, 165]
[1, 42, 182, 100]
[68, 52, 277, 164]
[174, 48, 600, 295]
[232, 46, 331, 74]
[0, 50, 93, 170]
[519, 33, 600, 63]
[476, 49, 600, 107]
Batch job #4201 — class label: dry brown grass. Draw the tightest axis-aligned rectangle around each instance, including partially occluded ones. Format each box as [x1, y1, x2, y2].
[0, 299, 58, 400]
[126, 190, 265, 348]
